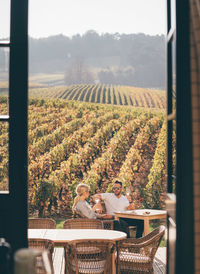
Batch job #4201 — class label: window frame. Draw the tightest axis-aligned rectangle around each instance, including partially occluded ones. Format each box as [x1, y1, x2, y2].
[0, 0, 29, 264]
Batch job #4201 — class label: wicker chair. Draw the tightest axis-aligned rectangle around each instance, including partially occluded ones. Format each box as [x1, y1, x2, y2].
[28, 239, 54, 274]
[64, 239, 115, 274]
[101, 219, 114, 230]
[28, 238, 54, 256]
[63, 218, 103, 229]
[74, 208, 114, 230]
[29, 218, 56, 229]
[116, 225, 165, 274]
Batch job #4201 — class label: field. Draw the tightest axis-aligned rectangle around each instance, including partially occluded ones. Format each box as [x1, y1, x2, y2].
[29, 84, 166, 109]
[0, 94, 167, 218]
[29, 73, 64, 87]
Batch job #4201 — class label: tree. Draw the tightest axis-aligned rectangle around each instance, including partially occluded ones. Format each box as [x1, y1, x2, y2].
[64, 56, 95, 85]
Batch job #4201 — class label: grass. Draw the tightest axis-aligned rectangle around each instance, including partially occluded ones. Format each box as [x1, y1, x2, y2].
[150, 221, 166, 247]
[56, 219, 65, 229]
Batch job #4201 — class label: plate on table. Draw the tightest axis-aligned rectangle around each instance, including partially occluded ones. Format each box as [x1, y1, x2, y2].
[142, 211, 151, 215]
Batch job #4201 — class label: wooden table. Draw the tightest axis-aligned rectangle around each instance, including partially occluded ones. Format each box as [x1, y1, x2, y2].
[114, 209, 167, 236]
[28, 229, 126, 273]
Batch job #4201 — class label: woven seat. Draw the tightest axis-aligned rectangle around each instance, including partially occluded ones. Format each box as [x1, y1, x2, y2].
[63, 218, 103, 229]
[29, 218, 56, 229]
[28, 239, 54, 274]
[116, 225, 165, 274]
[64, 239, 115, 274]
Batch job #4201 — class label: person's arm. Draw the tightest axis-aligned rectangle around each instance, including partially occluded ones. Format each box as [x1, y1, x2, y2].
[76, 201, 97, 219]
[97, 214, 114, 219]
[92, 193, 103, 203]
[92, 202, 104, 213]
[91, 193, 105, 213]
[127, 203, 135, 210]
[125, 195, 135, 210]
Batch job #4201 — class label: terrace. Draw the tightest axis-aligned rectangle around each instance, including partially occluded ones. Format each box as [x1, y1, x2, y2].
[28, 217, 167, 273]
[1, 1, 198, 273]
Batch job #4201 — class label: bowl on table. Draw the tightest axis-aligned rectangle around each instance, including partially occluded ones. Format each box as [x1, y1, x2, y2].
[143, 211, 151, 215]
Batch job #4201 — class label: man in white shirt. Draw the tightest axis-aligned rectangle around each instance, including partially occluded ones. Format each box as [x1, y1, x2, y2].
[94, 180, 144, 238]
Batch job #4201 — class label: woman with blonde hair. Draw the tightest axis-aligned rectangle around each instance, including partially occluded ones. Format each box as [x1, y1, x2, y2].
[72, 183, 97, 219]
[72, 183, 112, 219]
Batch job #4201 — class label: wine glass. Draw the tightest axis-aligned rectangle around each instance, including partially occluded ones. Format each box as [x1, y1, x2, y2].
[95, 197, 100, 204]
[94, 195, 102, 213]
[126, 186, 131, 196]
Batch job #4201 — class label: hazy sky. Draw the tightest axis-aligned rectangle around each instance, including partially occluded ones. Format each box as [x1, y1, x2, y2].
[0, 0, 166, 39]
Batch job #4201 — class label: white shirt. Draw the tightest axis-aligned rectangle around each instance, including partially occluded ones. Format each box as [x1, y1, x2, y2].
[101, 193, 129, 215]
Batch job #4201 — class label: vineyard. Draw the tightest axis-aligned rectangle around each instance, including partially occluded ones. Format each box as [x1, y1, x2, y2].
[29, 84, 166, 109]
[0, 96, 167, 218]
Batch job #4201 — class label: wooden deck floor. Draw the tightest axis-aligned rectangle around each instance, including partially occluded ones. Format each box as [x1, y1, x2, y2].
[53, 247, 166, 274]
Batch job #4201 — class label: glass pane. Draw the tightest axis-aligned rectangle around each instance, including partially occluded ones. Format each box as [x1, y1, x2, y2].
[172, 39, 176, 106]
[0, 122, 9, 192]
[172, 119, 176, 193]
[171, 0, 176, 30]
[172, 39, 176, 193]
[0, 0, 10, 41]
[0, 47, 9, 115]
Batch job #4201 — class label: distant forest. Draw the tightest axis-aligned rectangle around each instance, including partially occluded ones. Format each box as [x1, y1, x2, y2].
[0, 30, 166, 89]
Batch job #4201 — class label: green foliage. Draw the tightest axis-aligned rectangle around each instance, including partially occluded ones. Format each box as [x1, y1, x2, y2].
[145, 121, 167, 209]
[55, 219, 65, 229]
[32, 179, 57, 217]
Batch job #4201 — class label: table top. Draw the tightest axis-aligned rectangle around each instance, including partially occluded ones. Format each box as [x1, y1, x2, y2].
[28, 229, 127, 243]
[115, 209, 167, 217]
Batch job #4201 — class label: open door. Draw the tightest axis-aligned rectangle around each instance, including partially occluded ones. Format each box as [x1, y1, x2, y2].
[166, 0, 194, 273]
[0, 0, 28, 267]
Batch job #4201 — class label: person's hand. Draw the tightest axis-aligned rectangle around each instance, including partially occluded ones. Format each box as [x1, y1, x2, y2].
[95, 208, 103, 214]
[95, 194, 102, 200]
[102, 214, 114, 219]
[97, 214, 113, 219]
[97, 213, 105, 219]
[93, 202, 103, 213]
[126, 194, 132, 203]
[93, 194, 102, 203]
[127, 203, 134, 210]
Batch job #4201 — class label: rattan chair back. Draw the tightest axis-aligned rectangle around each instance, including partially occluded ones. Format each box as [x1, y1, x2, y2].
[74, 209, 114, 230]
[64, 239, 115, 274]
[116, 225, 165, 274]
[63, 218, 103, 229]
[29, 218, 56, 229]
[28, 239, 54, 274]
[28, 238, 54, 255]
[101, 220, 114, 230]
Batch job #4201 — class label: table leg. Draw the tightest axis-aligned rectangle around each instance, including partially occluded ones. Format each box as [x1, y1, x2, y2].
[115, 216, 119, 221]
[144, 219, 150, 236]
[112, 253, 115, 274]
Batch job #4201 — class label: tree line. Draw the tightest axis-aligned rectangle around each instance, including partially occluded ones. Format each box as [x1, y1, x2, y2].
[0, 30, 166, 88]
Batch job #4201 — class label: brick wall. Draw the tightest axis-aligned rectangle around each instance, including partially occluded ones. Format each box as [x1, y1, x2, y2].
[190, 0, 200, 272]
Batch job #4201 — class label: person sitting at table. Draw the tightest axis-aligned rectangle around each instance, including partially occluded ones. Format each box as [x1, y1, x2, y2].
[72, 183, 112, 220]
[93, 180, 144, 238]
[72, 183, 129, 236]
